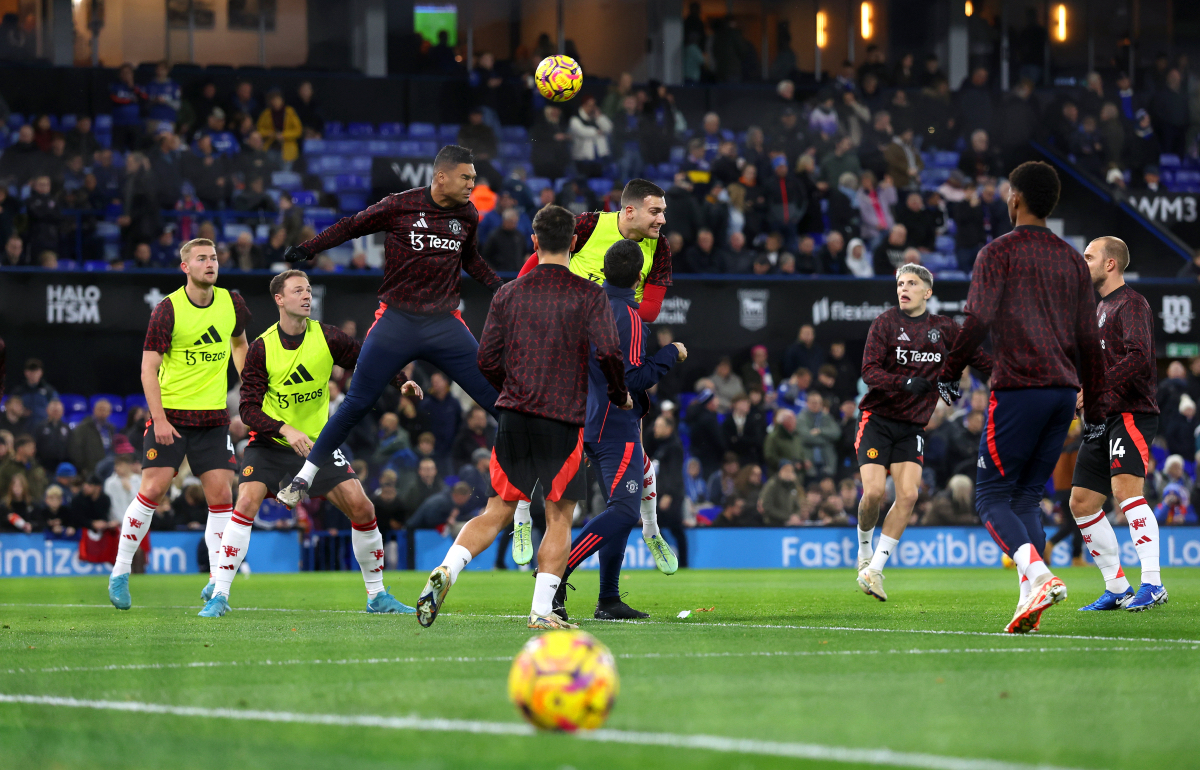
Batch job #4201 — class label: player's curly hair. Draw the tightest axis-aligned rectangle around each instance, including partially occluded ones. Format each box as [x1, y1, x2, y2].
[603, 240, 643, 289]
[1008, 161, 1061, 219]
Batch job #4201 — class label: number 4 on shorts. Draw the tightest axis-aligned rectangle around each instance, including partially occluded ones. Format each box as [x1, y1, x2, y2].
[1109, 438, 1125, 459]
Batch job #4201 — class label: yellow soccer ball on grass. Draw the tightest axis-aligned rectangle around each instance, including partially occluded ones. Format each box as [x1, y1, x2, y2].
[535, 55, 583, 102]
[507, 630, 619, 731]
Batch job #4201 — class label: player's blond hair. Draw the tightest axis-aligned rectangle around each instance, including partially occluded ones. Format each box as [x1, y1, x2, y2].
[1089, 236, 1130, 272]
[180, 238, 215, 261]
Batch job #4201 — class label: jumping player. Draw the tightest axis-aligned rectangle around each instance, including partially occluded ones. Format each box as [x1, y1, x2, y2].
[940, 161, 1105, 634]
[108, 238, 251, 610]
[416, 205, 631, 630]
[854, 265, 991, 601]
[198, 270, 422, 617]
[551, 240, 685, 622]
[277, 145, 504, 508]
[1070, 237, 1167, 612]
[510, 179, 672, 565]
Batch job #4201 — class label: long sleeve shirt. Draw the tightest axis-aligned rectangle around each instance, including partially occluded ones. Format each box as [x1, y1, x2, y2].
[300, 186, 502, 315]
[942, 225, 1105, 421]
[1095, 284, 1159, 416]
[477, 263, 628, 426]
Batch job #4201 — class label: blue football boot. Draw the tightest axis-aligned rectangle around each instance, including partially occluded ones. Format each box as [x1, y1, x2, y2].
[200, 580, 215, 602]
[108, 573, 131, 610]
[198, 594, 230, 617]
[1125, 583, 1168, 612]
[1078, 587, 1135, 611]
[366, 588, 417, 614]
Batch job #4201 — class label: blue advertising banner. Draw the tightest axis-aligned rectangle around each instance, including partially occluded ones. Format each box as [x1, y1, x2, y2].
[0, 532, 301, 577]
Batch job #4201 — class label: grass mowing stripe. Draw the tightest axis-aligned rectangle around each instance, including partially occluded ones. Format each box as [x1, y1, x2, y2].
[0, 693, 1095, 770]
[6, 645, 1190, 677]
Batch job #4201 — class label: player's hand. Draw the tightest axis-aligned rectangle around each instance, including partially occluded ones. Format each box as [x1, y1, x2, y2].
[936, 379, 961, 406]
[619, 393, 634, 410]
[279, 424, 312, 457]
[283, 244, 312, 264]
[153, 417, 182, 446]
[1080, 419, 1106, 444]
[672, 342, 688, 362]
[1076, 391, 1084, 412]
[400, 380, 424, 400]
[901, 376, 933, 395]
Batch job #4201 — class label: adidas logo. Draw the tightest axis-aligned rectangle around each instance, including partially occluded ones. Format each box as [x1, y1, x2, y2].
[977, 456, 986, 469]
[897, 331, 910, 341]
[414, 213, 428, 228]
[286, 364, 315, 385]
[193, 325, 223, 345]
[1135, 535, 1153, 546]
[1111, 458, 1121, 469]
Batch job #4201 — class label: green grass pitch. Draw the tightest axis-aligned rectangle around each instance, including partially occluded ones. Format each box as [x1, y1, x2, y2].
[1, 567, 1198, 770]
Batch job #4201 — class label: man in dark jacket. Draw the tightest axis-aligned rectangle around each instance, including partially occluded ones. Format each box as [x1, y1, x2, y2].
[67, 399, 116, 477]
[722, 394, 766, 466]
[10, 359, 57, 427]
[34, 399, 71, 473]
[530, 105, 571, 179]
[686, 388, 725, 477]
[450, 406, 496, 471]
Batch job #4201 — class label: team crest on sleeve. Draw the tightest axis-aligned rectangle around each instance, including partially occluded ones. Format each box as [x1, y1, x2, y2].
[448, 219, 462, 235]
[927, 329, 940, 343]
[146, 448, 158, 460]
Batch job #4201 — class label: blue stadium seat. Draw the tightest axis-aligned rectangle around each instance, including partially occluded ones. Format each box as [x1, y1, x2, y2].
[934, 269, 968, 280]
[96, 132, 112, 149]
[290, 190, 319, 206]
[60, 114, 77, 130]
[322, 174, 370, 193]
[338, 193, 367, 211]
[669, 146, 686, 163]
[499, 142, 529, 160]
[345, 156, 372, 171]
[408, 122, 436, 138]
[397, 140, 424, 156]
[378, 122, 404, 137]
[83, 260, 109, 271]
[125, 394, 149, 413]
[6, 113, 23, 128]
[59, 394, 88, 415]
[439, 124, 460, 140]
[499, 126, 528, 141]
[655, 163, 678, 177]
[303, 138, 329, 154]
[90, 394, 125, 414]
[94, 114, 113, 129]
[57, 259, 78, 270]
[415, 140, 439, 156]
[347, 122, 375, 137]
[1159, 154, 1181, 168]
[931, 151, 960, 168]
[920, 169, 952, 187]
[934, 235, 956, 254]
[527, 177, 552, 194]
[272, 171, 302, 190]
[923, 252, 958, 271]
[108, 411, 128, 430]
[324, 121, 346, 136]
[224, 223, 252, 241]
[587, 178, 614, 196]
[649, 179, 673, 193]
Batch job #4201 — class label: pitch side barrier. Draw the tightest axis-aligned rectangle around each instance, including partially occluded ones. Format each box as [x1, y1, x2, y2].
[3, 269, 1197, 395]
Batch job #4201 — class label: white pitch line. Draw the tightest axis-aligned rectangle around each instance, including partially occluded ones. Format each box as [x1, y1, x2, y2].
[4, 645, 1190, 677]
[0, 693, 1095, 770]
[4, 602, 1198, 646]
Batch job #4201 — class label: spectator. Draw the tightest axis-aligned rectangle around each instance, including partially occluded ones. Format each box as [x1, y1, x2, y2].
[185, 82, 220, 136]
[119, 153, 162, 259]
[199, 108, 239, 156]
[145, 62, 181, 133]
[683, 457, 707, 508]
[63, 115, 100, 161]
[827, 173, 862, 244]
[797, 391, 841, 479]
[956, 67, 994, 137]
[400, 456, 446, 514]
[1069, 114, 1106, 178]
[883, 127, 923, 189]
[407, 481, 475, 531]
[664, 173, 703, 245]
[726, 230, 757, 273]
[1050, 100, 1080, 150]
[34, 399, 70, 473]
[684, 389, 725, 477]
[998, 79, 1041, 163]
[733, 463, 764, 508]
[710, 357, 746, 410]
[234, 131, 279, 181]
[34, 484, 71, 536]
[228, 80, 258, 120]
[808, 91, 840, 142]
[761, 231, 796, 272]
[67, 398, 115, 477]
[815, 231, 847, 274]
[457, 107, 498, 161]
[819, 135, 862, 190]
[854, 170, 896, 247]
[647, 414, 688, 565]
[845, 237, 873, 277]
[184, 134, 229, 210]
[0, 125, 38, 188]
[233, 175, 276, 214]
[711, 497, 752, 527]
[288, 80, 323, 137]
[254, 88, 305, 166]
[1156, 482, 1196, 525]
[102, 452, 140, 525]
[924, 474, 979, 525]
[1150, 69, 1189, 154]
[530, 105, 571, 180]
[10, 358, 57, 427]
[722, 394, 766, 466]
[783, 324, 824, 378]
[2, 394, 33, 435]
[64, 474, 112, 534]
[873, 223, 908, 275]
[741, 345, 774, 394]
[610, 94, 648, 180]
[420, 372, 461, 473]
[1097, 102, 1125, 169]
[25, 175, 63, 260]
[952, 184, 989, 271]
[711, 139, 741, 187]
[481, 208, 529, 272]
[764, 409, 804, 471]
[451, 406, 495, 471]
[109, 64, 144, 151]
[858, 110, 894, 177]
[760, 461, 803, 526]
[567, 96, 612, 179]
[958, 130, 1004, 182]
[919, 76, 957, 150]
[0, 472, 36, 532]
[683, 228, 728, 273]
[894, 191, 937, 252]
[0, 434, 47, 504]
[680, 137, 713, 199]
[706, 453, 741, 508]
[1163, 395, 1199, 459]
[764, 155, 806, 240]
[457, 447, 493, 515]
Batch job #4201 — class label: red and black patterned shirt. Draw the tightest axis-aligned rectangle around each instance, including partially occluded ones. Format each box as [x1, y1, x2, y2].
[859, 309, 992, 425]
[1096, 283, 1159, 416]
[143, 289, 251, 428]
[0, 336, 6, 401]
[301, 186, 503, 315]
[240, 323, 407, 447]
[942, 225, 1105, 421]
[477, 263, 628, 426]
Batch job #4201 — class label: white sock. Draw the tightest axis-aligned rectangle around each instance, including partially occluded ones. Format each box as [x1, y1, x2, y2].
[868, 534, 897, 572]
[352, 518, 386, 598]
[514, 499, 532, 527]
[1013, 543, 1051, 583]
[640, 453, 660, 538]
[858, 525, 875, 563]
[1018, 574, 1031, 605]
[531, 571, 560, 617]
[204, 504, 233, 581]
[1075, 511, 1130, 594]
[111, 492, 158, 577]
[213, 511, 254, 597]
[440, 543, 472, 585]
[297, 460, 319, 485]
[1121, 496, 1161, 586]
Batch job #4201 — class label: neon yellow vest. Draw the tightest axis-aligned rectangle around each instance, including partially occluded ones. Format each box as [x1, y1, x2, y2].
[158, 286, 236, 411]
[569, 212, 657, 301]
[260, 320, 334, 446]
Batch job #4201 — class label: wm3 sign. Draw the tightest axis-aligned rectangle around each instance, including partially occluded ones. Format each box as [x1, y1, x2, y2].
[1128, 194, 1200, 244]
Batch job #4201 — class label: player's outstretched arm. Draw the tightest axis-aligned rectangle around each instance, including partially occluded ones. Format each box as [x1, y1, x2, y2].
[141, 350, 180, 446]
[586, 291, 631, 408]
[286, 195, 402, 263]
[942, 246, 1003, 384]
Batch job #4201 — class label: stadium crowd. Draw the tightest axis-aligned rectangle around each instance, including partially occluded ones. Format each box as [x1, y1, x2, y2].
[2, 39, 1200, 279]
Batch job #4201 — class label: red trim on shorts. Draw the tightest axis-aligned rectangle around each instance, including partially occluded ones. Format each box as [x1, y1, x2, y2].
[1077, 512, 1107, 529]
[1121, 413, 1150, 470]
[986, 393, 1005, 477]
[365, 301, 387, 338]
[547, 429, 585, 503]
[854, 411, 871, 454]
[1121, 497, 1148, 513]
[609, 442, 635, 497]
[985, 520, 1010, 553]
[489, 448, 530, 503]
[451, 309, 472, 332]
[352, 518, 378, 532]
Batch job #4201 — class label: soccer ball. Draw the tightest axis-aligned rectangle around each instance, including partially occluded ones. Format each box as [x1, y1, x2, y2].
[507, 630, 619, 731]
[535, 55, 583, 102]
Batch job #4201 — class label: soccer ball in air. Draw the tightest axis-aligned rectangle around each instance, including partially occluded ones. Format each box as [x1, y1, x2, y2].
[507, 630, 619, 731]
[535, 55, 583, 102]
